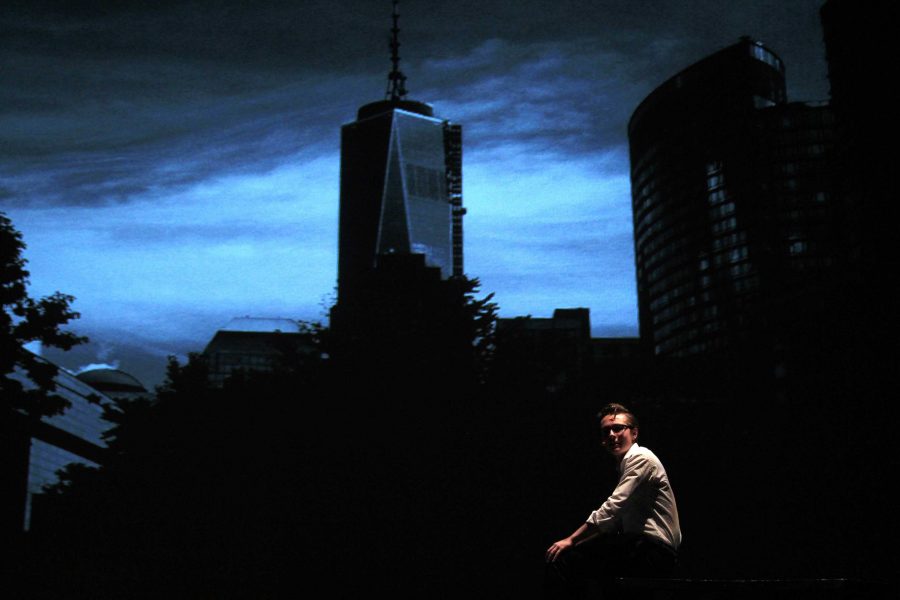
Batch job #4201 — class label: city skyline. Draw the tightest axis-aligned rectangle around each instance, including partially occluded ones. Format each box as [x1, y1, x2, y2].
[1, 1, 831, 386]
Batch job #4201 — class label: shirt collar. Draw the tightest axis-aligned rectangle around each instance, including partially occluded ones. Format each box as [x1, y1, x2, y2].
[618, 442, 641, 472]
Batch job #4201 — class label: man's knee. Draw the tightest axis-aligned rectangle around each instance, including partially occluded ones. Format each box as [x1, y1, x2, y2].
[543, 553, 588, 599]
[627, 537, 677, 578]
[545, 549, 583, 586]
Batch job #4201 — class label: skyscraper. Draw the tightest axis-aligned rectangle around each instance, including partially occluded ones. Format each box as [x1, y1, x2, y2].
[336, 1, 463, 307]
[818, 0, 898, 424]
[628, 38, 837, 357]
[820, 0, 897, 292]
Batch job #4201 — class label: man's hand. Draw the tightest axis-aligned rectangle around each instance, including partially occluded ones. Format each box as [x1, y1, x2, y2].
[545, 538, 574, 563]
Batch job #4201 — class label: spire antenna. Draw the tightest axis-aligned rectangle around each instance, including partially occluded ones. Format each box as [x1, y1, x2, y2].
[386, 0, 408, 101]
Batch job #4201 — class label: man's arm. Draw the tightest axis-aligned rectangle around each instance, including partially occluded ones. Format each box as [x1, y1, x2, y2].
[546, 452, 656, 563]
[586, 453, 654, 528]
[545, 523, 601, 563]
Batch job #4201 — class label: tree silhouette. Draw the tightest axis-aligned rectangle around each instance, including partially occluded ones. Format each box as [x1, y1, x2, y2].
[1, 211, 86, 417]
[23, 273, 522, 598]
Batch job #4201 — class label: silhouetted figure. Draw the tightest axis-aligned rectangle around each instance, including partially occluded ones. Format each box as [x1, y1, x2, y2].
[544, 403, 681, 599]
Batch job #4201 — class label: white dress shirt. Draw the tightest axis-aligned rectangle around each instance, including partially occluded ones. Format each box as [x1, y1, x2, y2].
[585, 443, 682, 550]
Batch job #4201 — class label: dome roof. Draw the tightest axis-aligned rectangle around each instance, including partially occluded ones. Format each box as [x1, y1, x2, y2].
[76, 368, 147, 393]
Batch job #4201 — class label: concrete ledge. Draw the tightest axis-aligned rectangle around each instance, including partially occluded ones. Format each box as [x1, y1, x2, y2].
[616, 577, 888, 599]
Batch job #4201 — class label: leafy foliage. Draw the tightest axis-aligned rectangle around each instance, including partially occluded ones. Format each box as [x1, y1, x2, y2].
[22, 274, 531, 598]
[1, 211, 86, 417]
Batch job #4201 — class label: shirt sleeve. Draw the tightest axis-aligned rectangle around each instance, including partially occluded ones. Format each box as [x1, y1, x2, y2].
[585, 452, 656, 530]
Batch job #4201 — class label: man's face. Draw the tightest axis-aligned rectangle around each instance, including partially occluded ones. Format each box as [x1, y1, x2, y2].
[600, 413, 637, 460]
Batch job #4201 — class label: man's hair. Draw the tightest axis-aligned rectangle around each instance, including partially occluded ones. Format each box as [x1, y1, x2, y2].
[596, 403, 639, 429]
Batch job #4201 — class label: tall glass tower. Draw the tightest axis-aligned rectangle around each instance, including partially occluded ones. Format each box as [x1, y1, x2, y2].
[337, 2, 463, 305]
[628, 39, 837, 357]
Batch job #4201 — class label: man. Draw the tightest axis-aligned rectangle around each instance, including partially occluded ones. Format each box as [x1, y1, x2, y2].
[544, 403, 681, 598]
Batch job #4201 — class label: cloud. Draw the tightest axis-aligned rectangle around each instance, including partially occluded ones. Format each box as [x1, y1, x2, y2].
[463, 141, 636, 325]
[0, 58, 355, 208]
[6, 148, 339, 347]
[417, 37, 634, 156]
[2, 0, 830, 358]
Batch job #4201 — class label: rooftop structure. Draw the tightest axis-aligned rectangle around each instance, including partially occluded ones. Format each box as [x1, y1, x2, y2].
[202, 318, 316, 387]
[495, 308, 594, 389]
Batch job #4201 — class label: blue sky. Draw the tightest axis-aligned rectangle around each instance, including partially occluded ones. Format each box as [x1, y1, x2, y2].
[1, 1, 830, 387]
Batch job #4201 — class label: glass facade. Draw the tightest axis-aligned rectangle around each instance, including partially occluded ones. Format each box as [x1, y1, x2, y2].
[338, 102, 462, 304]
[755, 103, 837, 286]
[377, 110, 452, 277]
[8, 356, 112, 531]
[204, 335, 316, 387]
[629, 39, 836, 357]
[202, 318, 315, 387]
[26, 439, 99, 530]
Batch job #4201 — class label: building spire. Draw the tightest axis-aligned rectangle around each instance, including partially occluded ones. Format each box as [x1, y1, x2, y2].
[385, 0, 408, 101]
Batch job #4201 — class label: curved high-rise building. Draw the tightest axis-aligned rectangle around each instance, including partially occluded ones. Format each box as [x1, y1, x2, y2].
[629, 38, 836, 357]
